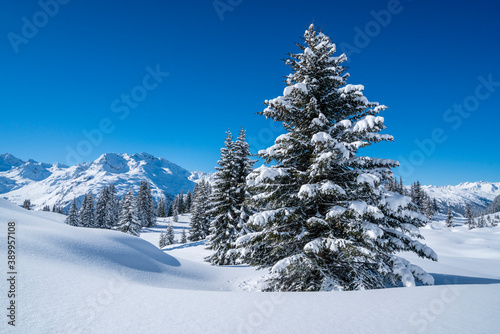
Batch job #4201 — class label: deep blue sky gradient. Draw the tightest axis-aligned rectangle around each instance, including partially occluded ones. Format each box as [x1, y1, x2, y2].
[0, 0, 499, 185]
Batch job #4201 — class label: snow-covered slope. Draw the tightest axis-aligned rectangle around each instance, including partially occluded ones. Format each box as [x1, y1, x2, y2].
[0, 153, 196, 210]
[484, 194, 500, 215]
[188, 170, 215, 185]
[421, 182, 500, 215]
[1, 199, 499, 333]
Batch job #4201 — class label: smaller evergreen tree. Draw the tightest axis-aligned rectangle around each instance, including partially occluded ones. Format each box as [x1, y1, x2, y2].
[189, 180, 212, 241]
[157, 197, 167, 218]
[79, 192, 96, 227]
[105, 184, 120, 228]
[134, 181, 156, 227]
[42, 205, 50, 211]
[167, 201, 174, 217]
[433, 199, 439, 213]
[446, 209, 454, 228]
[166, 223, 176, 245]
[180, 228, 187, 244]
[22, 199, 31, 210]
[186, 190, 192, 213]
[477, 215, 485, 228]
[159, 231, 166, 248]
[422, 193, 435, 220]
[465, 204, 475, 230]
[116, 187, 141, 236]
[95, 186, 110, 228]
[178, 191, 185, 214]
[65, 198, 80, 226]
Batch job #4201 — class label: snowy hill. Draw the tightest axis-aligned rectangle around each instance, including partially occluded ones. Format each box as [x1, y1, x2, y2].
[1, 198, 499, 333]
[0, 153, 197, 211]
[420, 181, 500, 216]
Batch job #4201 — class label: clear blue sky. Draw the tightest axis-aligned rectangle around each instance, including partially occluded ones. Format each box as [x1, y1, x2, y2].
[0, 0, 499, 186]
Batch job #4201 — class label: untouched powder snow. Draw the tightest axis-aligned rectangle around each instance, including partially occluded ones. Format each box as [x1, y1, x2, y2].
[1, 199, 499, 333]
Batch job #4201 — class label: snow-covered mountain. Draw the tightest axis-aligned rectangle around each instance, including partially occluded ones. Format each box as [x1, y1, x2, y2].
[421, 182, 500, 216]
[0, 153, 197, 211]
[188, 170, 215, 185]
[1, 152, 497, 216]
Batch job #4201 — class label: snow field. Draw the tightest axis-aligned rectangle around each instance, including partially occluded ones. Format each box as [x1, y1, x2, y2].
[1, 199, 499, 333]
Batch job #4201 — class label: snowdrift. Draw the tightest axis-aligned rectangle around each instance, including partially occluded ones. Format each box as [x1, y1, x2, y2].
[1, 199, 499, 333]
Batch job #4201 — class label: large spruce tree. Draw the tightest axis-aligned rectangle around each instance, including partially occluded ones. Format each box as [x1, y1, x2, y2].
[237, 24, 437, 291]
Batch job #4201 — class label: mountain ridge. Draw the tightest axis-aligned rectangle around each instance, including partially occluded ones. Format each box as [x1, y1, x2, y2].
[0, 152, 199, 211]
[1, 152, 498, 215]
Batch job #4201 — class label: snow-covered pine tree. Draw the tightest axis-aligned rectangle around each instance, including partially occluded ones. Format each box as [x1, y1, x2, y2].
[446, 209, 454, 228]
[492, 215, 499, 227]
[237, 24, 436, 291]
[171, 195, 179, 215]
[66, 198, 80, 226]
[137, 181, 150, 227]
[116, 187, 141, 236]
[181, 227, 187, 244]
[233, 127, 255, 237]
[166, 223, 176, 245]
[486, 215, 492, 226]
[79, 192, 96, 227]
[477, 215, 486, 228]
[421, 193, 435, 220]
[186, 190, 192, 213]
[157, 197, 167, 218]
[167, 200, 174, 217]
[206, 130, 245, 265]
[146, 183, 156, 227]
[159, 231, 166, 248]
[22, 199, 31, 210]
[178, 191, 185, 214]
[105, 184, 120, 228]
[466, 204, 475, 230]
[398, 177, 404, 195]
[189, 180, 213, 241]
[410, 181, 423, 208]
[433, 199, 439, 214]
[95, 186, 110, 228]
